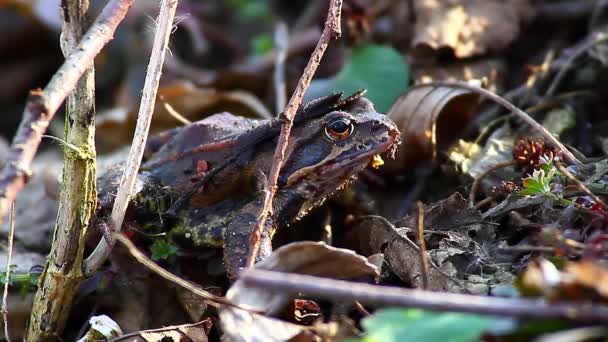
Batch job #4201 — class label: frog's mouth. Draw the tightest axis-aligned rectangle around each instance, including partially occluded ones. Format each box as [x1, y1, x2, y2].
[319, 136, 396, 174]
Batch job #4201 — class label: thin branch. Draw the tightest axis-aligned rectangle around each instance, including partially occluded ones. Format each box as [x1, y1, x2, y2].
[241, 269, 608, 323]
[84, 0, 178, 275]
[273, 21, 288, 114]
[556, 163, 608, 209]
[411, 82, 582, 166]
[0, 0, 134, 225]
[1, 203, 14, 342]
[415, 201, 429, 290]
[546, 32, 608, 97]
[469, 161, 517, 205]
[246, 0, 343, 268]
[113, 234, 227, 307]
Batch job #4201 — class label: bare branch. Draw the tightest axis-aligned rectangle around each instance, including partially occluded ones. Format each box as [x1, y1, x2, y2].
[84, 0, 179, 275]
[0, 0, 134, 225]
[246, 0, 343, 268]
[241, 269, 608, 323]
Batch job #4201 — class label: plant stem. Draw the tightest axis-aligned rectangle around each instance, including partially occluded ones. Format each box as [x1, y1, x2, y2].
[25, 0, 99, 338]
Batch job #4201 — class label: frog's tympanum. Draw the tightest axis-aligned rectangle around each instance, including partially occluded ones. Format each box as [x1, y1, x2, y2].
[97, 92, 400, 278]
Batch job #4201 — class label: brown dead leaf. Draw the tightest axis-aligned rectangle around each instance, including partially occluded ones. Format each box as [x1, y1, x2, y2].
[219, 242, 377, 342]
[564, 261, 608, 299]
[227, 241, 379, 315]
[412, 0, 534, 58]
[96, 81, 271, 151]
[520, 259, 608, 302]
[384, 83, 481, 173]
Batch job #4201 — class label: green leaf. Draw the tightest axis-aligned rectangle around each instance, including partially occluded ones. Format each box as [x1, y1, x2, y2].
[305, 45, 409, 112]
[359, 308, 496, 342]
[150, 239, 178, 261]
[251, 34, 273, 56]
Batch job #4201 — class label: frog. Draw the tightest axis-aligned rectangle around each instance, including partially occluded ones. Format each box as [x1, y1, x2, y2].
[96, 92, 400, 278]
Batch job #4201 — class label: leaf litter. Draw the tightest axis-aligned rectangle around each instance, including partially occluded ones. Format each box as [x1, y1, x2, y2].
[3, 0, 608, 341]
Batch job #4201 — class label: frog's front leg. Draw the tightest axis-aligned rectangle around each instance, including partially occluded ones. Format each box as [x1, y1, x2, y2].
[222, 199, 274, 279]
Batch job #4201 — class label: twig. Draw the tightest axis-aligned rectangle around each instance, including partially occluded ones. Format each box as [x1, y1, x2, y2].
[556, 162, 608, 209]
[546, 32, 608, 97]
[415, 201, 429, 290]
[2, 203, 14, 342]
[241, 269, 608, 323]
[84, 0, 178, 275]
[0, 0, 134, 225]
[469, 161, 517, 205]
[113, 234, 227, 307]
[245, 0, 343, 267]
[26, 0, 102, 338]
[411, 82, 582, 166]
[274, 21, 288, 114]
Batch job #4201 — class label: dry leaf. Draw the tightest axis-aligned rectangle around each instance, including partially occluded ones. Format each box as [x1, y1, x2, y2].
[384, 83, 481, 173]
[412, 0, 534, 58]
[413, 59, 506, 91]
[96, 81, 271, 151]
[113, 320, 212, 342]
[219, 242, 378, 342]
[564, 261, 608, 299]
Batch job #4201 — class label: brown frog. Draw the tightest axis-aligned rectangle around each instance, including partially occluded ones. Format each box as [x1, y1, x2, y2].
[97, 92, 400, 277]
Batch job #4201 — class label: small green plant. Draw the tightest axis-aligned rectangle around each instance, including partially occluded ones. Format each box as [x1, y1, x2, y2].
[0, 265, 43, 298]
[520, 154, 560, 197]
[150, 238, 178, 261]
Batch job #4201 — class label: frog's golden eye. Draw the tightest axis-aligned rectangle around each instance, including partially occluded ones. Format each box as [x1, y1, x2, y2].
[324, 117, 354, 141]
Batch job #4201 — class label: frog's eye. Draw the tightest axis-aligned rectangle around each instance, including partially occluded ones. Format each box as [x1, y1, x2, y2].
[324, 116, 354, 141]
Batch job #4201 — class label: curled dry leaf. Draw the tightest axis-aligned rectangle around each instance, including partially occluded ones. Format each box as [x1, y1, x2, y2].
[219, 242, 378, 342]
[412, 0, 534, 58]
[384, 83, 481, 173]
[96, 81, 272, 151]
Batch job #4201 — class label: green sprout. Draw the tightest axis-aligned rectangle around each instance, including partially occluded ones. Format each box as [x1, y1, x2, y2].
[150, 238, 178, 261]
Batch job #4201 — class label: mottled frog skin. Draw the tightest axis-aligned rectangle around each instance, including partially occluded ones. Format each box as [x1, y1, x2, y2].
[97, 93, 400, 277]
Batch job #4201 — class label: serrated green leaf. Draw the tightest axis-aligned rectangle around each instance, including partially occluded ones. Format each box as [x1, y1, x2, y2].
[305, 44, 409, 112]
[359, 308, 496, 342]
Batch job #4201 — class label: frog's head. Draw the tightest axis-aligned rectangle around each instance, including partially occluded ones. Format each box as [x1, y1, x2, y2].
[277, 97, 401, 217]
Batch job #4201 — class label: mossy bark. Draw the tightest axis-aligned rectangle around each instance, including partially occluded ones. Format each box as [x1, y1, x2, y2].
[25, 0, 97, 340]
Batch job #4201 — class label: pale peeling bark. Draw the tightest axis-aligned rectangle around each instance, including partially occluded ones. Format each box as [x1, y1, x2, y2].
[26, 0, 97, 339]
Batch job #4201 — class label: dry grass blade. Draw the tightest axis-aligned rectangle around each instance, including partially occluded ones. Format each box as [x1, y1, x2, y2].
[415, 201, 430, 290]
[2, 203, 14, 342]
